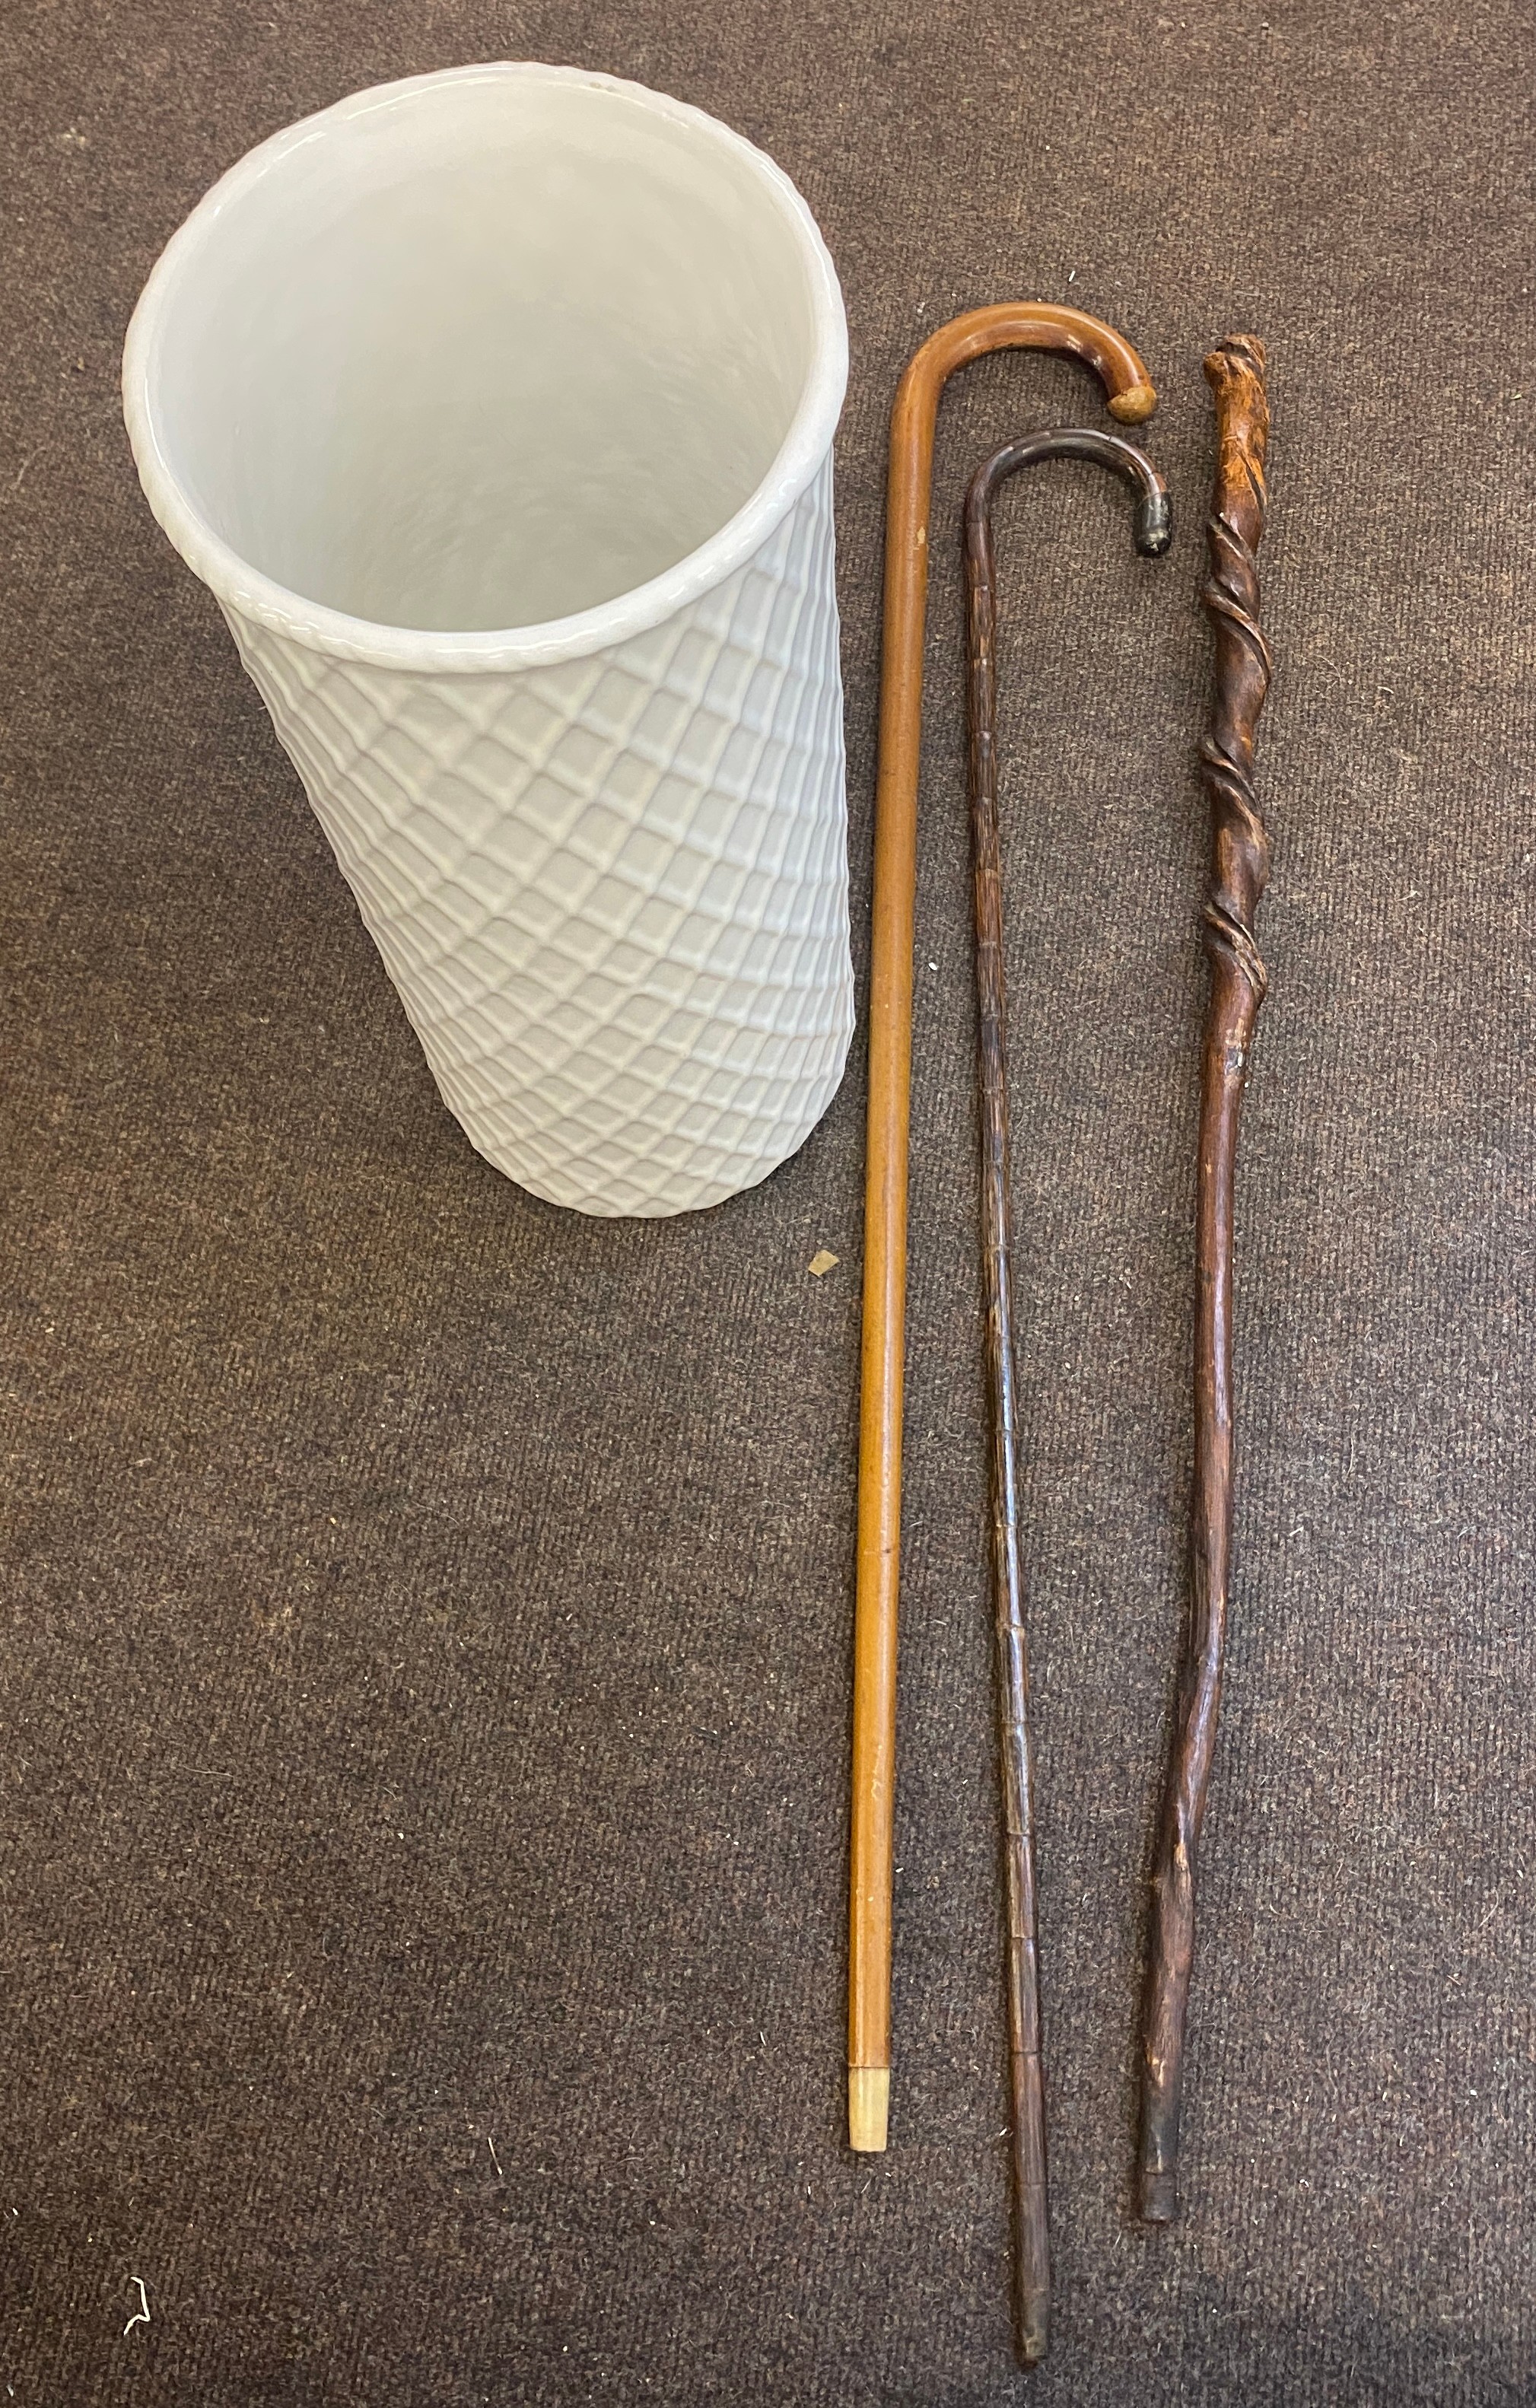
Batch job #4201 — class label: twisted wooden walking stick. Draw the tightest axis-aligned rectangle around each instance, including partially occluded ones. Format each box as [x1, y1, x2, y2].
[965, 430, 1171, 2360]
[1139, 335, 1273, 2223]
[850, 307, 1157, 2158]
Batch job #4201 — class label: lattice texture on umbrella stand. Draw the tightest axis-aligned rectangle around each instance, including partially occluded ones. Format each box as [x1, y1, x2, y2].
[227, 458, 854, 1217]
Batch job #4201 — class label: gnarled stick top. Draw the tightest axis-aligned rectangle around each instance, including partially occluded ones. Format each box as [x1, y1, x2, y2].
[1204, 333, 1269, 539]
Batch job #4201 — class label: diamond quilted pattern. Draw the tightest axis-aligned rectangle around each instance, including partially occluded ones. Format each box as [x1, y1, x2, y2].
[226, 456, 853, 1216]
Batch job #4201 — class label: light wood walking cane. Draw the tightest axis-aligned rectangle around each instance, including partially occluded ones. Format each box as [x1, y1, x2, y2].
[848, 307, 1156, 2161]
[963, 429, 1171, 2361]
[1139, 334, 1273, 2222]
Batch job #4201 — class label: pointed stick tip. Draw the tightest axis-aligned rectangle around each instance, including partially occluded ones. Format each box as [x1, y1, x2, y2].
[1018, 2316, 1050, 2368]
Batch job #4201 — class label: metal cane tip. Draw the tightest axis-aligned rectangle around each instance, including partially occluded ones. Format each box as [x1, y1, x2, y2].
[848, 2065, 890, 2152]
[1134, 489, 1175, 557]
[1140, 2168, 1179, 2222]
[1108, 379, 1157, 425]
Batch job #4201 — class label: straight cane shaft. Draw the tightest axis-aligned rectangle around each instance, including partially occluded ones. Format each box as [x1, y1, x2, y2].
[964, 475, 1049, 2362]
[849, 307, 1156, 2157]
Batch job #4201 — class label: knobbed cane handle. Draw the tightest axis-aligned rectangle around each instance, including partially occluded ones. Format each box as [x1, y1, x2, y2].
[1139, 334, 1272, 2223]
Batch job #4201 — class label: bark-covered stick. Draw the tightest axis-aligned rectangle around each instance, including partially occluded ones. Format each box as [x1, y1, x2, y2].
[1139, 335, 1273, 2225]
[964, 429, 1172, 2356]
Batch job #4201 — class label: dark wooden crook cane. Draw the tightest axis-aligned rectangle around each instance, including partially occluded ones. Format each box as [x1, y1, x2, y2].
[851, 306, 1157, 2161]
[1140, 335, 1273, 2224]
[965, 431, 1172, 2362]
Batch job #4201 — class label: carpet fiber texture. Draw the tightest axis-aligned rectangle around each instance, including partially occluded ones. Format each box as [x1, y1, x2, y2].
[4, 2, 1534, 2400]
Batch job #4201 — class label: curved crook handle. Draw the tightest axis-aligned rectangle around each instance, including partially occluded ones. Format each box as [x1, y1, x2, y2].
[962, 429, 1169, 2367]
[965, 425, 1172, 558]
[850, 309, 1159, 2161]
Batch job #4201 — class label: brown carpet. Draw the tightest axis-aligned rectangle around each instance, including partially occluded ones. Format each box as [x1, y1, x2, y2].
[5, 2, 1534, 2400]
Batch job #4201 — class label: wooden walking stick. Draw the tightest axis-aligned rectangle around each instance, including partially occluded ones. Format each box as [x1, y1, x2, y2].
[1139, 335, 1273, 2223]
[965, 430, 1172, 2362]
[850, 307, 1157, 2158]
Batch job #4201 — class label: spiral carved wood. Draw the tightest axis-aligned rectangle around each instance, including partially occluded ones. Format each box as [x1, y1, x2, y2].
[1140, 335, 1272, 2223]
[1200, 336, 1273, 1012]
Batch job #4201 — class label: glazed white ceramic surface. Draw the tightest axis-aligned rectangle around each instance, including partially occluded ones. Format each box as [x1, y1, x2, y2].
[123, 63, 851, 1217]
